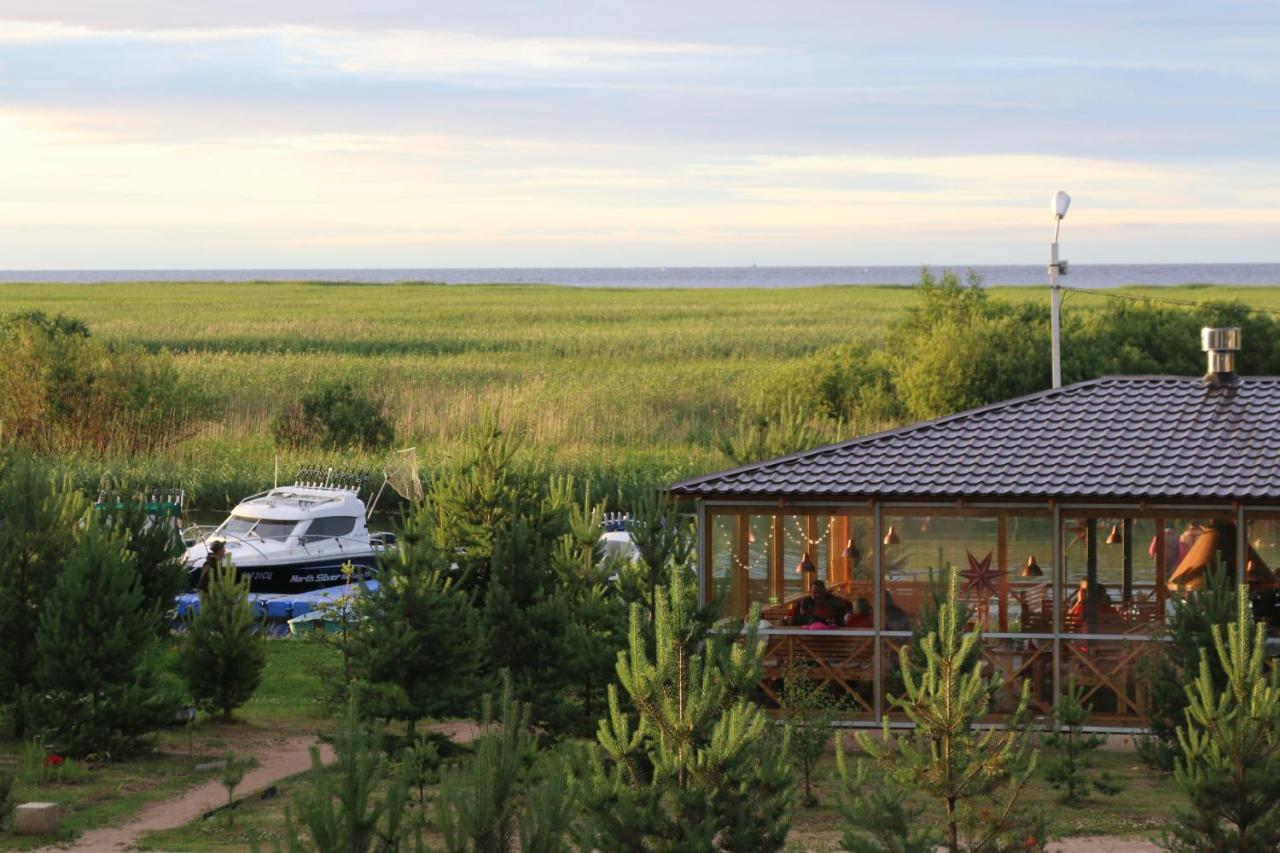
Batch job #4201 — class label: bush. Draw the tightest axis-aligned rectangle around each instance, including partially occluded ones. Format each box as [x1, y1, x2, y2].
[30, 525, 176, 756]
[180, 560, 266, 722]
[0, 310, 208, 454]
[272, 381, 394, 450]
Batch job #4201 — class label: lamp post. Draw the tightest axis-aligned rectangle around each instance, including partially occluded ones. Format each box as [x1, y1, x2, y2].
[1049, 190, 1071, 388]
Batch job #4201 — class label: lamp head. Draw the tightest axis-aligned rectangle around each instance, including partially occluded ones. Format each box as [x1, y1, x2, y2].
[1053, 190, 1071, 219]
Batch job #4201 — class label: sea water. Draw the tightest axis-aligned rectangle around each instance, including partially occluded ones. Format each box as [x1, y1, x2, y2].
[1, 263, 1278, 288]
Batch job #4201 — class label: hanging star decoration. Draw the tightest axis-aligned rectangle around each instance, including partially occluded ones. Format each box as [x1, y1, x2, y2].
[960, 550, 1002, 597]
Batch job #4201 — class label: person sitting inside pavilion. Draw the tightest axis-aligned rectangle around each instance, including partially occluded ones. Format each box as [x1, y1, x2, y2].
[786, 579, 852, 627]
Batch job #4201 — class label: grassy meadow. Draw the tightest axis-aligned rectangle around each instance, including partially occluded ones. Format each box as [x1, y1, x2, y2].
[3, 280, 1280, 510]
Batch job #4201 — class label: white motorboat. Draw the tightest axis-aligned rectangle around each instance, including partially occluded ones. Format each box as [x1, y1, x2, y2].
[184, 475, 392, 595]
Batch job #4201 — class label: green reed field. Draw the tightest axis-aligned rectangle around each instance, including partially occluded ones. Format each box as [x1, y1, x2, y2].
[3, 280, 1278, 510]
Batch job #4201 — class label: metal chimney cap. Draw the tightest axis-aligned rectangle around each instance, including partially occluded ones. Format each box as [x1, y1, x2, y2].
[1202, 327, 1241, 386]
[1202, 327, 1241, 353]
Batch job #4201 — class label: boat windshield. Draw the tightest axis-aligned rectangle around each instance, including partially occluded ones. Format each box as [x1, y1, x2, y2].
[219, 515, 299, 542]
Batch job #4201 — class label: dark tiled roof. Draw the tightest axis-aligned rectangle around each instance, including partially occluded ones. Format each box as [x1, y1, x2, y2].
[672, 377, 1280, 502]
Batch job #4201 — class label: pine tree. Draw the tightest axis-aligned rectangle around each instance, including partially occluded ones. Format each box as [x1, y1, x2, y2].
[282, 701, 419, 853]
[1137, 562, 1236, 769]
[780, 666, 840, 807]
[833, 753, 934, 853]
[1167, 584, 1280, 852]
[433, 673, 577, 853]
[580, 570, 795, 852]
[348, 530, 482, 734]
[1041, 676, 1122, 804]
[31, 525, 175, 756]
[0, 458, 87, 736]
[840, 569, 1037, 853]
[180, 558, 266, 722]
[101, 489, 188, 635]
[625, 487, 693, 622]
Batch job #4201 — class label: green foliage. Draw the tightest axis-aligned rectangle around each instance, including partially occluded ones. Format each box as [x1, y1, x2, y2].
[581, 572, 794, 852]
[30, 524, 176, 757]
[623, 485, 695, 622]
[273, 380, 395, 450]
[717, 395, 844, 465]
[181, 560, 267, 722]
[779, 667, 840, 807]
[833, 755, 934, 853]
[347, 531, 483, 729]
[0, 454, 88, 736]
[1168, 585, 1280, 853]
[0, 770, 12, 828]
[219, 752, 252, 824]
[97, 488, 188, 634]
[282, 701, 419, 853]
[0, 310, 208, 454]
[841, 570, 1038, 853]
[1041, 676, 1122, 804]
[1137, 563, 1237, 770]
[433, 673, 577, 853]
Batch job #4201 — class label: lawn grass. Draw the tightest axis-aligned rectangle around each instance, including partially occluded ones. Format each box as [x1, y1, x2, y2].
[0, 640, 336, 850]
[5, 280, 1279, 509]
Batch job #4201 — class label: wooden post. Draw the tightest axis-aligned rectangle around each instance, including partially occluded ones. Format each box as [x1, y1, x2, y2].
[998, 514, 1009, 632]
[735, 514, 750, 618]
[1086, 518, 1099, 633]
[1122, 518, 1134, 604]
[1154, 517, 1167, 614]
[771, 513, 784, 604]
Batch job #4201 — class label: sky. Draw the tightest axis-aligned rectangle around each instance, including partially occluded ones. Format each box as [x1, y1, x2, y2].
[0, 1, 1277, 268]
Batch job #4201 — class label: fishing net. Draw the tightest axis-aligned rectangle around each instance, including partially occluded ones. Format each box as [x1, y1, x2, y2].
[384, 447, 424, 503]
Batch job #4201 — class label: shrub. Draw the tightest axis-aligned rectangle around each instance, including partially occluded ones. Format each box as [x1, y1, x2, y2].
[30, 525, 176, 756]
[1042, 676, 1122, 804]
[180, 560, 266, 722]
[272, 381, 394, 450]
[780, 667, 840, 808]
[0, 310, 208, 454]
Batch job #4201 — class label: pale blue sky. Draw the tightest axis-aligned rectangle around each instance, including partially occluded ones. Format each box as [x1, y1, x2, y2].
[1, 1, 1277, 267]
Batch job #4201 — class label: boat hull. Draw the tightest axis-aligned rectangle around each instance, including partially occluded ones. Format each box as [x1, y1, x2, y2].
[190, 554, 379, 594]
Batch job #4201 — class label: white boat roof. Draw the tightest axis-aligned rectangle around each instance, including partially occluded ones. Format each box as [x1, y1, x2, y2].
[230, 486, 366, 520]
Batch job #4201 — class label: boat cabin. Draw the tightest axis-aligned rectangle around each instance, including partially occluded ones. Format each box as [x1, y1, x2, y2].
[671, 328, 1280, 729]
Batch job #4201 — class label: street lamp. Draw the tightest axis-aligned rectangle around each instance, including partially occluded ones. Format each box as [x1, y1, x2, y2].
[1049, 190, 1071, 388]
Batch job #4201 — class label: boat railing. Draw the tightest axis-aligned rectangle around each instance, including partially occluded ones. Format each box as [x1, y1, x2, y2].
[188, 527, 385, 563]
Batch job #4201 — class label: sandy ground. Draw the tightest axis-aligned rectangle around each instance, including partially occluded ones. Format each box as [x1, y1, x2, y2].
[1047, 838, 1160, 852]
[32, 720, 482, 852]
[33, 736, 331, 852]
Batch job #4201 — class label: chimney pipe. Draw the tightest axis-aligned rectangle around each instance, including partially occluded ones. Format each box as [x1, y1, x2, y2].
[1202, 326, 1241, 386]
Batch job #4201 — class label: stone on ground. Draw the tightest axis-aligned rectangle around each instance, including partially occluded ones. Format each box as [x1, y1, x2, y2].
[14, 802, 61, 835]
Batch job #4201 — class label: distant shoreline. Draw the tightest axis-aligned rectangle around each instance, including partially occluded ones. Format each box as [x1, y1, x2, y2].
[2, 263, 1279, 289]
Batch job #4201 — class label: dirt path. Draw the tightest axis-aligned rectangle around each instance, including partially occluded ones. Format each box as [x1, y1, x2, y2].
[1048, 838, 1159, 853]
[35, 736, 331, 853]
[36, 720, 481, 852]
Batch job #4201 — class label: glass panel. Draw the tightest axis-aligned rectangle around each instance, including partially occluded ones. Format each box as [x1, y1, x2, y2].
[1246, 515, 1280, 635]
[708, 512, 741, 618]
[746, 514, 773, 612]
[781, 514, 834, 603]
[1005, 515, 1055, 633]
[1061, 515, 1164, 634]
[881, 513, 1001, 631]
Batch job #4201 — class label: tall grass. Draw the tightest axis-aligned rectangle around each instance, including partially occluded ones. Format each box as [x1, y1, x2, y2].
[4, 281, 1277, 508]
